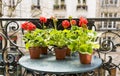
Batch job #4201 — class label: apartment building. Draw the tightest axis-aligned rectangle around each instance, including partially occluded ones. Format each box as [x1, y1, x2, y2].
[2, 0, 96, 18]
[96, 0, 120, 52]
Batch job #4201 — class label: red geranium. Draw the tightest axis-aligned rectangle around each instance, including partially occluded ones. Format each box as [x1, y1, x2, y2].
[21, 22, 29, 30]
[62, 20, 70, 29]
[39, 16, 47, 23]
[70, 20, 77, 26]
[21, 22, 36, 31]
[27, 22, 36, 31]
[79, 17, 88, 27]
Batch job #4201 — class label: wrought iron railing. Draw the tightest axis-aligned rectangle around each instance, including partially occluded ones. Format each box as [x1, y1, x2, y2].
[0, 17, 120, 76]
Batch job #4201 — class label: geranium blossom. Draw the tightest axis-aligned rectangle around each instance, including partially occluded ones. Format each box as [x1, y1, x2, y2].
[79, 17, 88, 27]
[70, 20, 77, 26]
[39, 16, 47, 23]
[21, 22, 29, 30]
[62, 20, 70, 29]
[21, 22, 36, 31]
[27, 22, 36, 31]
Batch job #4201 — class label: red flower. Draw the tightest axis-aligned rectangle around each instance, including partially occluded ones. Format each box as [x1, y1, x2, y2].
[21, 22, 29, 30]
[21, 22, 36, 31]
[62, 20, 70, 29]
[70, 20, 77, 26]
[27, 22, 36, 31]
[79, 17, 88, 27]
[39, 16, 47, 23]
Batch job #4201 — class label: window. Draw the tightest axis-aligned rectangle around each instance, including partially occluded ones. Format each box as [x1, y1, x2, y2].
[9, 0, 15, 8]
[31, 0, 40, 10]
[109, 13, 112, 17]
[78, 0, 81, 4]
[115, 0, 117, 4]
[53, 0, 66, 10]
[77, 0, 87, 11]
[101, 0, 118, 6]
[100, 12, 117, 30]
[104, 13, 108, 17]
[83, 0, 86, 4]
[61, 0, 65, 3]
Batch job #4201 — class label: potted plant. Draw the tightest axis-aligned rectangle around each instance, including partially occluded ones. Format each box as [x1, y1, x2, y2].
[67, 17, 99, 64]
[47, 29, 69, 60]
[39, 16, 48, 55]
[21, 22, 41, 59]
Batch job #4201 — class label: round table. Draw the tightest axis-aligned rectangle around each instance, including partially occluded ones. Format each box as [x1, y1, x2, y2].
[19, 54, 102, 75]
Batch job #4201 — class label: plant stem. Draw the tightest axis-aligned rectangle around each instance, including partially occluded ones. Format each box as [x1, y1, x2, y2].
[43, 23, 45, 29]
[54, 21, 57, 30]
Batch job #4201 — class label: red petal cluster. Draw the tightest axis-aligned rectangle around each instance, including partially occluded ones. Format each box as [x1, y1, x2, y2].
[62, 20, 70, 29]
[79, 17, 88, 27]
[21, 22, 36, 31]
[70, 20, 77, 26]
[39, 16, 47, 23]
[21, 22, 28, 30]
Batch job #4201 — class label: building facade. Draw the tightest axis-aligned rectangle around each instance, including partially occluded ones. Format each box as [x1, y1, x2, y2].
[96, 0, 120, 30]
[2, 0, 96, 18]
[96, 0, 120, 52]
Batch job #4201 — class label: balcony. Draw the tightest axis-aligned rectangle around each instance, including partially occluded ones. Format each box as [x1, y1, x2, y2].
[0, 17, 120, 76]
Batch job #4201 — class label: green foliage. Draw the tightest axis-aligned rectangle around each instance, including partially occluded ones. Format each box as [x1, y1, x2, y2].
[23, 29, 50, 49]
[23, 26, 99, 54]
[67, 26, 99, 55]
[47, 29, 67, 48]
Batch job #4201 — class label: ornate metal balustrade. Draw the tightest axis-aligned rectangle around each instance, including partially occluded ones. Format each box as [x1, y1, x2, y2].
[0, 18, 120, 76]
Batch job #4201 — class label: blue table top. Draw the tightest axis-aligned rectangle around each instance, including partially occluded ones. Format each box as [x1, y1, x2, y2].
[19, 54, 102, 74]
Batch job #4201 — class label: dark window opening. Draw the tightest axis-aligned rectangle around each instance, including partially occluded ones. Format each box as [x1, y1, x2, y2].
[9, 0, 15, 8]
[31, 0, 41, 10]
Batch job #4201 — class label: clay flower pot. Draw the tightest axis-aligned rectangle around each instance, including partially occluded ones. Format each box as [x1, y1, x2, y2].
[29, 47, 41, 59]
[79, 53, 92, 64]
[40, 47, 48, 55]
[66, 48, 71, 56]
[54, 47, 66, 60]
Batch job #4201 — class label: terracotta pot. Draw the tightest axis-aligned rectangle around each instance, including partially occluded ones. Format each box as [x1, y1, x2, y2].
[79, 53, 92, 64]
[54, 47, 66, 60]
[66, 48, 71, 56]
[41, 47, 48, 55]
[29, 47, 41, 59]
